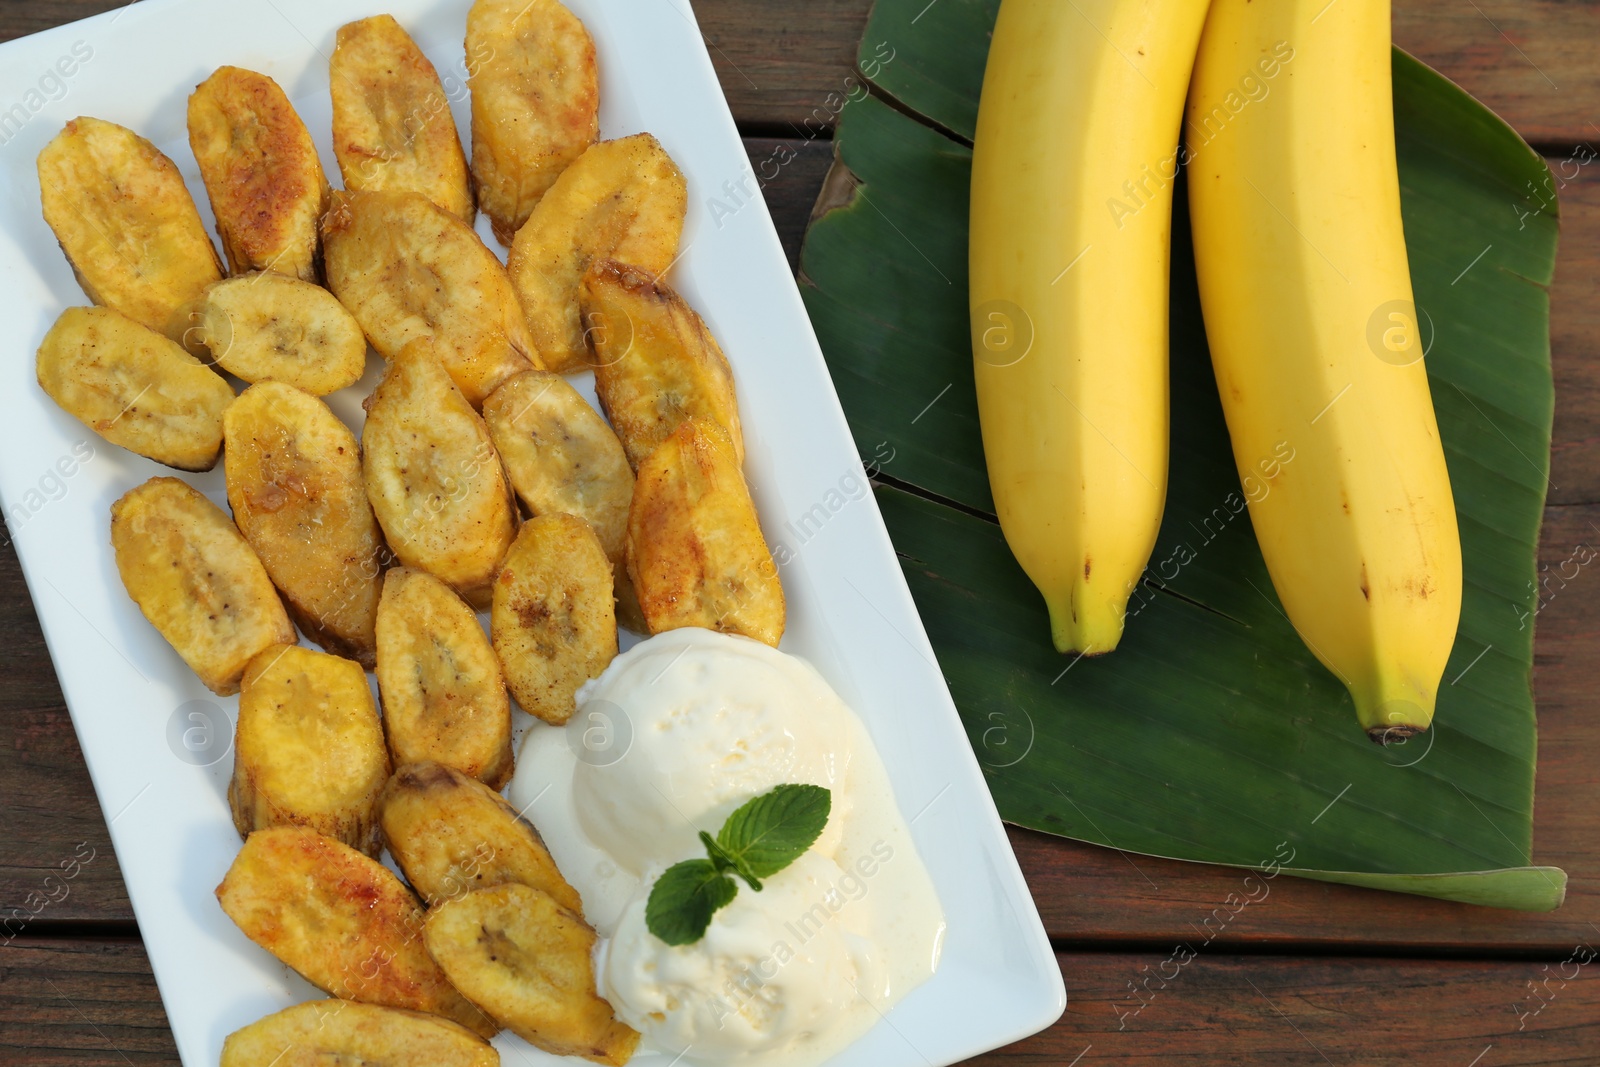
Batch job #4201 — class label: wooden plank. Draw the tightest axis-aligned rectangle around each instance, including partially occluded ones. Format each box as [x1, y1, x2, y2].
[4, 939, 1597, 1065]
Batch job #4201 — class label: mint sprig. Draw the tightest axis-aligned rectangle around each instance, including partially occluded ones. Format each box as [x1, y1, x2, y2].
[645, 783, 831, 946]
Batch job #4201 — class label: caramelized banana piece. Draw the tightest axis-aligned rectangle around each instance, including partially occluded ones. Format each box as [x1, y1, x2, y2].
[221, 999, 499, 1067]
[424, 884, 638, 1065]
[379, 761, 580, 911]
[38, 116, 223, 340]
[323, 189, 535, 406]
[491, 514, 616, 724]
[37, 306, 233, 471]
[224, 383, 384, 663]
[627, 418, 784, 646]
[111, 477, 294, 695]
[466, 0, 598, 244]
[230, 645, 391, 855]
[199, 272, 367, 395]
[583, 260, 745, 470]
[375, 568, 512, 788]
[332, 15, 474, 223]
[362, 339, 516, 608]
[506, 134, 686, 373]
[188, 66, 329, 281]
[216, 826, 498, 1038]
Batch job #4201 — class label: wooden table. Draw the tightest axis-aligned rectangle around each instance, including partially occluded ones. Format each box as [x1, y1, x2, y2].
[3, 1, 1597, 1063]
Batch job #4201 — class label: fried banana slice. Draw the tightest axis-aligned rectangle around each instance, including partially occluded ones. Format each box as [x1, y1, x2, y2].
[481, 370, 632, 564]
[38, 116, 223, 340]
[224, 383, 384, 663]
[583, 260, 745, 470]
[376, 568, 512, 788]
[230, 645, 391, 854]
[332, 15, 474, 223]
[491, 514, 615, 724]
[323, 189, 536, 406]
[466, 0, 598, 244]
[111, 477, 294, 695]
[506, 134, 687, 373]
[221, 999, 499, 1067]
[424, 884, 638, 1065]
[37, 306, 233, 471]
[627, 418, 784, 646]
[363, 340, 516, 608]
[198, 272, 367, 395]
[380, 761, 580, 912]
[217, 826, 498, 1038]
[188, 67, 329, 281]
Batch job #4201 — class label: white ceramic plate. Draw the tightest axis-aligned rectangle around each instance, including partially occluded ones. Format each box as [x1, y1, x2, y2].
[0, 0, 1065, 1063]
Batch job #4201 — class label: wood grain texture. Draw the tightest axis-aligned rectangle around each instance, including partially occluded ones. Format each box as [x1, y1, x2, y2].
[4, 940, 1597, 1066]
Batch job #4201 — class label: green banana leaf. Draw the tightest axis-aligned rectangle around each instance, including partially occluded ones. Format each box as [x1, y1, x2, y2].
[797, 0, 1564, 909]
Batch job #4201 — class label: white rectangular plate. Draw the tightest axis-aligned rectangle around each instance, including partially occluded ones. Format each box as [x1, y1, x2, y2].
[0, 0, 1065, 1063]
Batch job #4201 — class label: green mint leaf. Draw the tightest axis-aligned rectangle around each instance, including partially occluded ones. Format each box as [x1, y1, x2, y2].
[645, 859, 738, 946]
[717, 783, 832, 880]
[701, 830, 762, 891]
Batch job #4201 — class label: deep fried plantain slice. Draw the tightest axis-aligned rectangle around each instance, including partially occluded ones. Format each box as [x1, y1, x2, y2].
[332, 15, 474, 223]
[481, 370, 632, 565]
[627, 418, 784, 646]
[230, 645, 391, 855]
[198, 272, 367, 395]
[583, 260, 745, 470]
[216, 826, 498, 1038]
[466, 0, 598, 244]
[506, 134, 686, 373]
[224, 382, 384, 663]
[424, 884, 638, 1065]
[37, 306, 233, 471]
[380, 761, 580, 912]
[376, 568, 512, 788]
[111, 477, 294, 695]
[363, 339, 516, 608]
[324, 189, 536, 406]
[38, 116, 223, 340]
[188, 67, 329, 282]
[221, 999, 499, 1067]
[491, 514, 615, 724]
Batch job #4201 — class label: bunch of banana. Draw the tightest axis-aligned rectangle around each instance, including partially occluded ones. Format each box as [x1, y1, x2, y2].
[969, 0, 1211, 656]
[970, 0, 1463, 740]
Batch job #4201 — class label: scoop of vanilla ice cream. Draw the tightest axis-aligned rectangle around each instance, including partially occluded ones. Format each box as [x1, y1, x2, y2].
[600, 851, 887, 1063]
[571, 629, 851, 874]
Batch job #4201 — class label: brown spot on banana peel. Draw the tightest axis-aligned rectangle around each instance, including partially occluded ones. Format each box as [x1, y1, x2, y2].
[1083, 557, 1091, 580]
[1359, 562, 1369, 601]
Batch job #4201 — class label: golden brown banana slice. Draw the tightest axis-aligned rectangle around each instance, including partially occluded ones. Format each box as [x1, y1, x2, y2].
[188, 66, 329, 281]
[323, 189, 536, 406]
[216, 826, 498, 1038]
[230, 645, 391, 855]
[480, 371, 632, 562]
[224, 383, 384, 663]
[111, 477, 294, 695]
[628, 418, 784, 646]
[197, 272, 367, 395]
[424, 884, 638, 1065]
[583, 260, 745, 470]
[491, 514, 615, 724]
[37, 116, 223, 340]
[375, 568, 512, 788]
[466, 0, 599, 244]
[221, 999, 499, 1067]
[332, 15, 474, 223]
[363, 340, 516, 608]
[37, 306, 234, 472]
[379, 761, 580, 912]
[506, 134, 687, 373]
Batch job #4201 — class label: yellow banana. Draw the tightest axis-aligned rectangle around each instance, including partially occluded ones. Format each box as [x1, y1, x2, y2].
[969, 0, 1210, 655]
[1186, 0, 1462, 739]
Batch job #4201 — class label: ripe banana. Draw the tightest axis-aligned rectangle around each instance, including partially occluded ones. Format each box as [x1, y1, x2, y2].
[970, 0, 1209, 655]
[1186, 0, 1462, 739]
